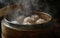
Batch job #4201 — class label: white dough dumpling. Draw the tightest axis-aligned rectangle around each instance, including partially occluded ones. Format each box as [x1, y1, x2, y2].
[11, 21, 19, 24]
[23, 17, 35, 24]
[23, 22, 32, 25]
[31, 15, 39, 20]
[36, 18, 46, 24]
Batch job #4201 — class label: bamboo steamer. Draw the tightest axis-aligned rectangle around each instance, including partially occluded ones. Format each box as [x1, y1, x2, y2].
[2, 12, 54, 38]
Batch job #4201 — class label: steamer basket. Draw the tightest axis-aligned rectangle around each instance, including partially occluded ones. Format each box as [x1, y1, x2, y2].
[2, 12, 54, 38]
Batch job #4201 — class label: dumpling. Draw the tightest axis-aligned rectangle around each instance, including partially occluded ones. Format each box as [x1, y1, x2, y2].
[36, 18, 46, 24]
[23, 17, 35, 24]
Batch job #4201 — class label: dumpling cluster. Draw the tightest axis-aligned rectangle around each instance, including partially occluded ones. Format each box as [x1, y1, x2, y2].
[11, 15, 47, 25]
[23, 15, 46, 25]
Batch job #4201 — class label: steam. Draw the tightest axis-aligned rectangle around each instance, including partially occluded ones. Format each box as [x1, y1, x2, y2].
[6, 0, 51, 22]
[7, 0, 40, 16]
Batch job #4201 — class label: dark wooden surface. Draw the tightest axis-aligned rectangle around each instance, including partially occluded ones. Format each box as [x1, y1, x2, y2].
[53, 18, 60, 38]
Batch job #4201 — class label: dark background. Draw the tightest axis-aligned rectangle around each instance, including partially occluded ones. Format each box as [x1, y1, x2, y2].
[0, 0, 60, 17]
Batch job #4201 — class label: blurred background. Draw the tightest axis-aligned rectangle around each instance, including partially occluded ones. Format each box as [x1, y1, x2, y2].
[0, 0, 60, 38]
